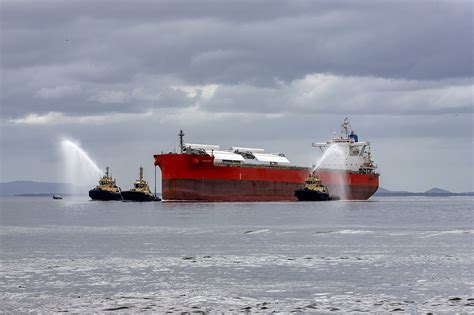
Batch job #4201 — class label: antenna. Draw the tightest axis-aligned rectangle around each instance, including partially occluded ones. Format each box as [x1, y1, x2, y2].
[341, 117, 351, 138]
[179, 130, 185, 153]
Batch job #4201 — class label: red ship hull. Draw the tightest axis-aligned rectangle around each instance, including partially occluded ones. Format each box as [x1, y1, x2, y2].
[154, 153, 310, 201]
[154, 153, 379, 201]
[315, 169, 379, 200]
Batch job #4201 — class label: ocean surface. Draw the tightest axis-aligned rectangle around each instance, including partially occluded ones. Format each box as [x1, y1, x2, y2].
[1, 196, 473, 313]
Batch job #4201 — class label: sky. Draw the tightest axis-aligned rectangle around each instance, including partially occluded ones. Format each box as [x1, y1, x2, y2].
[1, 0, 473, 192]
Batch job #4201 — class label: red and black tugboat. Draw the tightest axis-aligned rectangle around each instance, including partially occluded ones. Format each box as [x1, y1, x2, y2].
[121, 167, 161, 202]
[89, 167, 122, 201]
[294, 173, 332, 201]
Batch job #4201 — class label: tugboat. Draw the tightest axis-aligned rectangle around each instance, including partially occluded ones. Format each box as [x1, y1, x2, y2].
[294, 173, 332, 201]
[89, 167, 122, 201]
[121, 167, 161, 202]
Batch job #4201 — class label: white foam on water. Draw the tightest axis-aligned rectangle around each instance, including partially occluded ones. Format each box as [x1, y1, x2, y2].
[60, 138, 102, 193]
[337, 230, 374, 235]
[421, 230, 474, 238]
[244, 229, 270, 234]
[2, 253, 473, 313]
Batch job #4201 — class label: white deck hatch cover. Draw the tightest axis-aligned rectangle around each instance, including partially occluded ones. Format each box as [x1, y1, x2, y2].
[185, 143, 220, 151]
[206, 150, 245, 162]
[254, 153, 290, 164]
[230, 147, 265, 153]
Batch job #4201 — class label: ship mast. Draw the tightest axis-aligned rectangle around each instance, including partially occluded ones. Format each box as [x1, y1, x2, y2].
[139, 166, 143, 181]
[105, 166, 109, 177]
[340, 117, 351, 138]
[179, 130, 185, 153]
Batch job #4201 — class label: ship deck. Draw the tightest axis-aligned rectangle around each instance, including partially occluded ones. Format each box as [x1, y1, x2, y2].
[213, 161, 309, 171]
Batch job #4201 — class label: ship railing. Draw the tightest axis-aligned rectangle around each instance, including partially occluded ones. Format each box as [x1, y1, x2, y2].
[313, 141, 370, 146]
[358, 167, 377, 174]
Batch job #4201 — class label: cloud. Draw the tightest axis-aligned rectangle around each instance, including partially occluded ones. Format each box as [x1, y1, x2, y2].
[1, 0, 472, 120]
[90, 90, 130, 104]
[9, 111, 152, 125]
[89, 86, 172, 104]
[200, 74, 473, 115]
[171, 84, 218, 99]
[8, 112, 64, 125]
[1, 0, 472, 85]
[4, 73, 472, 126]
[35, 85, 82, 99]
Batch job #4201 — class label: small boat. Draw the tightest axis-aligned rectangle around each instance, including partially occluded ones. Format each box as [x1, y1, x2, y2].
[121, 167, 161, 202]
[295, 173, 332, 201]
[89, 167, 122, 201]
[52, 194, 63, 200]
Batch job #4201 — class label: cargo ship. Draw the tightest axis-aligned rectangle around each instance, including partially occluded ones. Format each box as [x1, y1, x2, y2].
[153, 119, 379, 201]
[154, 131, 309, 201]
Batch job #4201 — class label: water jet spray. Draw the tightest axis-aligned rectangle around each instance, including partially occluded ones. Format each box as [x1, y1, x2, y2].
[60, 138, 103, 193]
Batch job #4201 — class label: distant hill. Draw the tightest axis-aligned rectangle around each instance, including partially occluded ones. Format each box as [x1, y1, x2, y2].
[375, 187, 473, 197]
[375, 187, 391, 194]
[425, 187, 452, 194]
[0, 181, 86, 196]
[375, 187, 410, 195]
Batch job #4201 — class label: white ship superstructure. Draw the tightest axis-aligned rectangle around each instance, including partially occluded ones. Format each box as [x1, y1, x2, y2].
[312, 118, 377, 174]
[309, 118, 380, 200]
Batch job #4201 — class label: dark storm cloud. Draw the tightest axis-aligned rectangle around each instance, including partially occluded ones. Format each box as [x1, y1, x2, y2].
[1, 0, 472, 117]
[2, 0, 473, 119]
[2, 1, 472, 80]
[7, 1, 472, 81]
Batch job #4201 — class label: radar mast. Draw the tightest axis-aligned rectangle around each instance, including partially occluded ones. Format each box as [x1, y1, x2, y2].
[179, 130, 185, 153]
[340, 117, 352, 138]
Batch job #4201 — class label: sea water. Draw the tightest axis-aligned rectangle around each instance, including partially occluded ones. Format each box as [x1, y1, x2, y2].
[0, 196, 473, 313]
